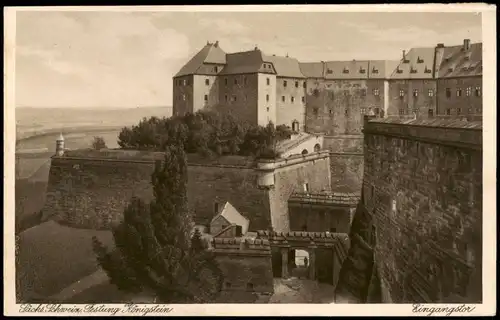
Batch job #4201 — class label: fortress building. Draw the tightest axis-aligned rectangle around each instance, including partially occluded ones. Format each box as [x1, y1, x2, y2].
[173, 39, 483, 132]
[388, 39, 482, 120]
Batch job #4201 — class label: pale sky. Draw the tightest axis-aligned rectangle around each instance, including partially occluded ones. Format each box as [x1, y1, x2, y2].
[15, 10, 482, 108]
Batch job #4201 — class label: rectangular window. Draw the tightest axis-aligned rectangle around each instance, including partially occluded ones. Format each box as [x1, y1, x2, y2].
[399, 89, 405, 97]
[205, 79, 210, 86]
[457, 107, 462, 114]
[361, 89, 367, 96]
[283, 80, 287, 87]
[295, 81, 299, 88]
[313, 108, 318, 116]
[428, 89, 434, 97]
[466, 87, 471, 96]
[291, 96, 295, 103]
[282, 96, 285, 102]
[266, 107, 270, 112]
[373, 89, 380, 96]
[303, 82, 306, 88]
[475, 86, 481, 96]
[204, 94, 208, 101]
[428, 109, 434, 117]
[225, 78, 228, 86]
[345, 109, 348, 116]
[234, 79, 238, 85]
[266, 94, 269, 102]
[456, 88, 462, 97]
[446, 88, 451, 98]
[446, 108, 451, 115]
[182, 94, 186, 101]
[232, 96, 237, 102]
[413, 89, 419, 97]
[183, 79, 187, 86]
[301, 96, 305, 103]
[265, 78, 270, 86]
[225, 95, 228, 102]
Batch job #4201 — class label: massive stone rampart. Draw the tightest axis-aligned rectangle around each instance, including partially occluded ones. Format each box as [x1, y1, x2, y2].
[336, 116, 482, 303]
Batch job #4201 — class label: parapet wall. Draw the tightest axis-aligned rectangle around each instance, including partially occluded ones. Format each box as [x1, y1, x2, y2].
[341, 116, 483, 303]
[43, 149, 331, 232]
[212, 238, 274, 296]
[258, 151, 332, 232]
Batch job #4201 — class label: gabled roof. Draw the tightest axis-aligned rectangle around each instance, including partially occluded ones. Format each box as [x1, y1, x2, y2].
[368, 60, 400, 79]
[263, 54, 305, 78]
[219, 50, 266, 75]
[437, 42, 482, 78]
[324, 60, 370, 80]
[174, 42, 226, 78]
[299, 62, 325, 78]
[390, 47, 436, 79]
[211, 202, 249, 228]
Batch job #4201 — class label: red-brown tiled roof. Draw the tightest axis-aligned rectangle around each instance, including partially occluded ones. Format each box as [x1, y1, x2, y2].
[437, 42, 482, 78]
[174, 42, 226, 77]
[390, 47, 436, 79]
[219, 50, 268, 75]
[263, 54, 305, 78]
[299, 62, 325, 78]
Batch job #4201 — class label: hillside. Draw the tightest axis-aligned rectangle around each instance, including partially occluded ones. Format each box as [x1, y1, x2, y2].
[16, 106, 172, 140]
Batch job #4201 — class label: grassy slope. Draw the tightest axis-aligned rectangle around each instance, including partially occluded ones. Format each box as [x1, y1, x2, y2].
[17, 221, 114, 301]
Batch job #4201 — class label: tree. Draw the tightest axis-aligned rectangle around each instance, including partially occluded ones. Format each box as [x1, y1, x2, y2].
[92, 146, 223, 303]
[92, 136, 107, 150]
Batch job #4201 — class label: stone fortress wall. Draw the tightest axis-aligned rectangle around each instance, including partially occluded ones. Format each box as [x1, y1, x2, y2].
[336, 115, 482, 303]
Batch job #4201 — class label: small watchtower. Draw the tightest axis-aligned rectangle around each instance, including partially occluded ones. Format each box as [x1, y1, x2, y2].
[55, 133, 65, 156]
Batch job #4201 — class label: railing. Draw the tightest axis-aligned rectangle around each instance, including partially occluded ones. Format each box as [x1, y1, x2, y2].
[289, 191, 360, 206]
[276, 133, 316, 153]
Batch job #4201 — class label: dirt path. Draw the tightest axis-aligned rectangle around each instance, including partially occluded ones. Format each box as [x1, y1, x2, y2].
[48, 269, 109, 302]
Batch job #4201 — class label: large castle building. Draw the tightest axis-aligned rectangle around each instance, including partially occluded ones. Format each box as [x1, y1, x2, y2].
[173, 39, 483, 133]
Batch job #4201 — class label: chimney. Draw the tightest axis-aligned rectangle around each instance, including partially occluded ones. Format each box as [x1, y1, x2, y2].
[214, 41, 219, 48]
[254, 45, 258, 51]
[214, 202, 219, 215]
[463, 39, 471, 51]
[402, 50, 406, 60]
[437, 43, 445, 48]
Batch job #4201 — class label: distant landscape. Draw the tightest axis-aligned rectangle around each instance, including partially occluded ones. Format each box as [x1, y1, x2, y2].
[16, 106, 172, 141]
[15, 106, 172, 226]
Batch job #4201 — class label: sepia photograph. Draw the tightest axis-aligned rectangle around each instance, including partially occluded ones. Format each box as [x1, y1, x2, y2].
[4, 4, 496, 316]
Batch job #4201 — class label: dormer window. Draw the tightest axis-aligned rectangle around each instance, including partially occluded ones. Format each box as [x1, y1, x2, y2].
[372, 68, 379, 74]
[326, 69, 333, 74]
[448, 67, 454, 72]
[359, 68, 366, 74]
[396, 68, 403, 74]
[410, 67, 417, 74]
[417, 57, 424, 64]
[342, 67, 349, 74]
[464, 56, 471, 61]
[424, 66, 432, 74]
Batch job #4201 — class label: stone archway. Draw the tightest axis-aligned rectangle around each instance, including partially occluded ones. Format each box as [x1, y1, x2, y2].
[301, 149, 308, 155]
[314, 144, 321, 152]
[258, 231, 349, 286]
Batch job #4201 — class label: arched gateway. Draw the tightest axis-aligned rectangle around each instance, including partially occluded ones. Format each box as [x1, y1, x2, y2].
[256, 231, 350, 286]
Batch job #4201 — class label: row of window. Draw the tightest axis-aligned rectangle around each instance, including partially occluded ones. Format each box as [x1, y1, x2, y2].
[445, 87, 481, 98]
[397, 108, 481, 116]
[399, 89, 434, 97]
[312, 88, 381, 97]
[311, 107, 380, 116]
[397, 86, 482, 98]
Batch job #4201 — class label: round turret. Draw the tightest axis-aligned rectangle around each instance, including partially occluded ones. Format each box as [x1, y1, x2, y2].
[56, 133, 65, 156]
